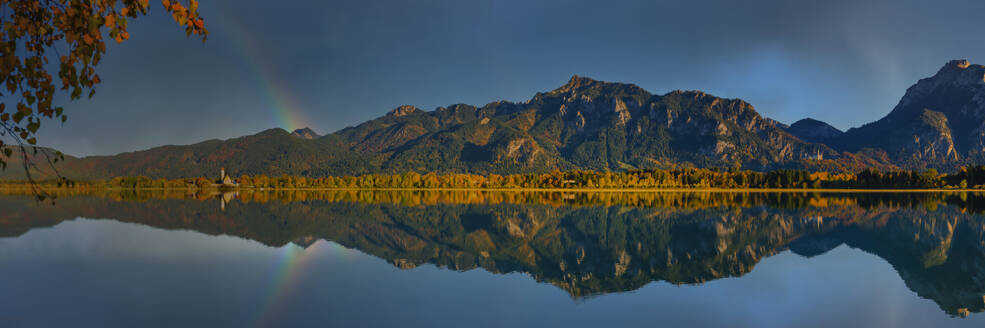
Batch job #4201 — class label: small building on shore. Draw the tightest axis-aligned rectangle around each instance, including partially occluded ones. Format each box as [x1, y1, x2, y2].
[217, 168, 238, 187]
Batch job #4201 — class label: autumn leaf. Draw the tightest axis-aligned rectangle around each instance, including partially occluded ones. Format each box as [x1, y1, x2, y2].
[0, 0, 207, 175]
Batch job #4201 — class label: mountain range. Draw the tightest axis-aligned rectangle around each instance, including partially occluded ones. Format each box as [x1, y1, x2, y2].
[5, 59, 985, 179]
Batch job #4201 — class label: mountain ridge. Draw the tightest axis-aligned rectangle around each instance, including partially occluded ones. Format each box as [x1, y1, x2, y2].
[7, 60, 985, 179]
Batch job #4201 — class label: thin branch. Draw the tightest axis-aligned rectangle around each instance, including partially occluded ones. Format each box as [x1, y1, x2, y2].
[0, 121, 56, 201]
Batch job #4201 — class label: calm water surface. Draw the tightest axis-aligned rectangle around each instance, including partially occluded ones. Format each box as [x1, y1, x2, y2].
[1, 190, 984, 327]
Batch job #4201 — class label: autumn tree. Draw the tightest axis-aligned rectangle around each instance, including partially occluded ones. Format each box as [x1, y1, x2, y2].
[0, 0, 207, 179]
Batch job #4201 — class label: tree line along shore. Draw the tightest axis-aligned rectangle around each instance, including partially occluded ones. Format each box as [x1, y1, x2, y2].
[5, 166, 985, 191]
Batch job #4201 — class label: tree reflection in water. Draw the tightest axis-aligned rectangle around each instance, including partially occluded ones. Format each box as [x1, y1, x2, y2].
[2, 190, 984, 317]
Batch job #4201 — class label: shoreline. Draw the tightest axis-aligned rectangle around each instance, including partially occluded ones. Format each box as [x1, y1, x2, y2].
[1, 186, 983, 193]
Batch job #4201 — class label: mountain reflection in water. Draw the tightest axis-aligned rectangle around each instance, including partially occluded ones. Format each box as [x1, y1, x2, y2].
[2, 190, 984, 318]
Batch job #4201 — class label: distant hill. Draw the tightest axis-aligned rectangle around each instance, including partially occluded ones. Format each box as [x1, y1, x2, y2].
[290, 128, 320, 139]
[14, 60, 985, 179]
[784, 118, 843, 144]
[1, 129, 379, 179]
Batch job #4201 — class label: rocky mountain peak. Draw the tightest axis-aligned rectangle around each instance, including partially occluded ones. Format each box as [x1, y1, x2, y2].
[553, 75, 601, 94]
[438, 104, 475, 112]
[386, 105, 423, 117]
[930, 59, 985, 83]
[831, 60, 985, 165]
[890, 60, 985, 112]
[291, 127, 320, 139]
[667, 90, 712, 99]
[945, 59, 970, 70]
[550, 75, 652, 106]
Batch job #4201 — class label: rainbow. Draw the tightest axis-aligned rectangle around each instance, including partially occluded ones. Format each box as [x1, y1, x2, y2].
[219, 6, 311, 132]
[253, 241, 357, 326]
[254, 242, 318, 326]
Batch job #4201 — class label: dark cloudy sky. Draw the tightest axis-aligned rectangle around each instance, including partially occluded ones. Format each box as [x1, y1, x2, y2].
[37, 0, 985, 156]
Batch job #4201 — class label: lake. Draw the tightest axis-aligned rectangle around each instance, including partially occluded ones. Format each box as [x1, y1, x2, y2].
[2, 190, 984, 327]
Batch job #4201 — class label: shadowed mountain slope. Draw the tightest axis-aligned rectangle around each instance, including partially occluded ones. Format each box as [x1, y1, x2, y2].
[831, 60, 985, 169]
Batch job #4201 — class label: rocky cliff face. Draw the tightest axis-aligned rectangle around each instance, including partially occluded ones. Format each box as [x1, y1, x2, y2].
[832, 59, 985, 167]
[543, 77, 837, 167]
[329, 75, 840, 173]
